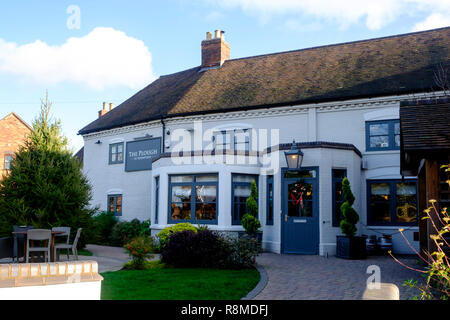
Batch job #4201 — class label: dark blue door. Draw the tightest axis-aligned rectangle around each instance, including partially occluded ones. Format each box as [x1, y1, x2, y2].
[282, 169, 319, 254]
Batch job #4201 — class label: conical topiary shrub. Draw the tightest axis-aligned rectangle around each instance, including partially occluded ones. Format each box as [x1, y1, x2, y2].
[339, 177, 359, 237]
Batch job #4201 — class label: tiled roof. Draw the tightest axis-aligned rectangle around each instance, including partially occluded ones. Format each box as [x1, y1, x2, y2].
[79, 27, 450, 135]
[400, 97, 450, 151]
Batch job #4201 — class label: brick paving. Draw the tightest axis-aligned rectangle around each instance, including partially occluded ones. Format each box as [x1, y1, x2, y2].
[254, 253, 425, 300]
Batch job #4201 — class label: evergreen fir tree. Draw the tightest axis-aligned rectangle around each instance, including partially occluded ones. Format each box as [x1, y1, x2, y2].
[339, 178, 359, 237]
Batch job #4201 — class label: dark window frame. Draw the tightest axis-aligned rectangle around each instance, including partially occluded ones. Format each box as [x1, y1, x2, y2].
[108, 194, 123, 216]
[168, 174, 219, 225]
[365, 119, 400, 151]
[231, 173, 259, 225]
[213, 129, 251, 152]
[367, 179, 418, 226]
[266, 175, 274, 225]
[109, 142, 124, 165]
[332, 169, 347, 227]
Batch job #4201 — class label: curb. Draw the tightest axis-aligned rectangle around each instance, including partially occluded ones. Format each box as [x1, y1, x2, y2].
[241, 263, 268, 300]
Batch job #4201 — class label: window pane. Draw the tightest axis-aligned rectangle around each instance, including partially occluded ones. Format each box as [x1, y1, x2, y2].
[171, 175, 193, 183]
[195, 202, 216, 220]
[370, 136, 389, 148]
[371, 202, 391, 223]
[335, 181, 343, 202]
[396, 183, 416, 202]
[111, 145, 117, 154]
[369, 123, 389, 135]
[117, 144, 123, 153]
[171, 203, 191, 220]
[234, 202, 247, 221]
[116, 196, 122, 213]
[370, 183, 390, 201]
[195, 175, 218, 182]
[395, 134, 400, 147]
[196, 185, 217, 202]
[109, 197, 115, 213]
[301, 201, 313, 217]
[333, 169, 346, 179]
[234, 185, 251, 202]
[5, 155, 13, 169]
[288, 201, 300, 217]
[396, 203, 417, 223]
[284, 170, 315, 179]
[171, 186, 192, 202]
[233, 175, 256, 183]
[111, 154, 117, 162]
[117, 153, 123, 162]
[394, 122, 400, 135]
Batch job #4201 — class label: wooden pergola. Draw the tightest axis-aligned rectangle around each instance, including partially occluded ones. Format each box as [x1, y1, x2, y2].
[400, 97, 450, 258]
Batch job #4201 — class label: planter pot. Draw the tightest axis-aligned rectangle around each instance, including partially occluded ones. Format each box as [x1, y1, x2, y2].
[336, 235, 367, 260]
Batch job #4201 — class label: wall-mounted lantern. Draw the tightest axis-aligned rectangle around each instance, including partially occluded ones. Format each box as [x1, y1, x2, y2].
[284, 140, 304, 169]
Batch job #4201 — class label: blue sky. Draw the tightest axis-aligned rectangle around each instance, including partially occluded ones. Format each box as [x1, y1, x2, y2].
[0, 0, 449, 152]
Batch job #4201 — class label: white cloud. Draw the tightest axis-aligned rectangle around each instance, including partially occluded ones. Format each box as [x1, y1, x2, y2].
[413, 13, 450, 31]
[0, 27, 155, 90]
[204, 0, 450, 30]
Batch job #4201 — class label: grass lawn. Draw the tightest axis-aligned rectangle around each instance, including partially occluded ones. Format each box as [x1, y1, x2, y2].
[77, 248, 93, 256]
[101, 266, 260, 300]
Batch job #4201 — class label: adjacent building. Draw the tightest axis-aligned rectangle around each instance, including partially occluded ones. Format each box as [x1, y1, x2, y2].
[0, 113, 32, 178]
[79, 27, 450, 256]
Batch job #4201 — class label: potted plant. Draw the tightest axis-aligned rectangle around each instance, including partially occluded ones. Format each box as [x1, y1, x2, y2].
[239, 180, 263, 245]
[336, 178, 366, 259]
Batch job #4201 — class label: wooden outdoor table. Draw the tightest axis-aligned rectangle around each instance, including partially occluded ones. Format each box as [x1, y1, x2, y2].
[12, 230, 64, 263]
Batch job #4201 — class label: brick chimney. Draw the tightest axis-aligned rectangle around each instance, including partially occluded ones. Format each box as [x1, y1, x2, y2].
[201, 30, 230, 69]
[98, 102, 113, 118]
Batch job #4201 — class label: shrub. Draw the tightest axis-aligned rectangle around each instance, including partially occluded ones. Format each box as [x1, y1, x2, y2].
[157, 223, 198, 249]
[161, 230, 226, 268]
[241, 214, 261, 234]
[242, 180, 261, 234]
[123, 236, 155, 270]
[110, 219, 151, 247]
[339, 178, 359, 237]
[224, 236, 260, 269]
[161, 229, 259, 269]
[92, 211, 118, 245]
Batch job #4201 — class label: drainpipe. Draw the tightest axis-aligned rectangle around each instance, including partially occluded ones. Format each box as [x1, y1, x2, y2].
[161, 118, 166, 152]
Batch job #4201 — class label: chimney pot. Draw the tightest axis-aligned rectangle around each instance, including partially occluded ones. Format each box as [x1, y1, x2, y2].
[103, 102, 108, 110]
[214, 30, 221, 38]
[109, 103, 114, 110]
[206, 32, 212, 40]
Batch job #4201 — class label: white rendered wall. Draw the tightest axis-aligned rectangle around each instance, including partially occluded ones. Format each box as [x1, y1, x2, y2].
[82, 93, 442, 254]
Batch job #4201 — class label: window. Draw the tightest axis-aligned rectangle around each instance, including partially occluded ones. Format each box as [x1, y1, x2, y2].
[213, 129, 250, 152]
[4, 154, 13, 170]
[169, 174, 218, 224]
[366, 120, 400, 151]
[267, 176, 274, 225]
[332, 169, 347, 227]
[109, 142, 124, 164]
[155, 176, 160, 224]
[108, 195, 122, 216]
[367, 180, 418, 225]
[234, 129, 250, 152]
[232, 174, 259, 225]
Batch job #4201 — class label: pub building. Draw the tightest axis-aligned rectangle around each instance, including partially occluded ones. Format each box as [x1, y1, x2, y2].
[78, 27, 450, 255]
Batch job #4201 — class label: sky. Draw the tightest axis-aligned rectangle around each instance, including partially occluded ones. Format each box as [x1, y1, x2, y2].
[0, 0, 449, 153]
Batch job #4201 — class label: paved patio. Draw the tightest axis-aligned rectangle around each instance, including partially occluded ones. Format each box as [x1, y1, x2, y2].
[254, 253, 425, 300]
